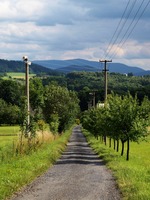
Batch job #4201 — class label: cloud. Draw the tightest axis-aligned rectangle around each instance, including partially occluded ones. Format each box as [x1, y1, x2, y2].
[0, 0, 149, 70]
[0, 0, 44, 23]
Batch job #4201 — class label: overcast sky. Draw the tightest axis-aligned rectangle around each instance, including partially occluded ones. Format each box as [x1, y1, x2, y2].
[0, 0, 149, 70]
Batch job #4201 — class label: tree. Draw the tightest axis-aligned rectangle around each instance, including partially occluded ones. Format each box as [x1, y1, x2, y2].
[0, 98, 20, 125]
[82, 93, 150, 160]
[107, 93, 150, 160]
[29, 78, 44, 120]
[43, 84, 80, 132]
[0, 79, 22, 106]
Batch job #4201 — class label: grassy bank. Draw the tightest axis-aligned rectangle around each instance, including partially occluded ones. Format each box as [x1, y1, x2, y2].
[83, 129, 150, 200]
[0, 127, 73, 200]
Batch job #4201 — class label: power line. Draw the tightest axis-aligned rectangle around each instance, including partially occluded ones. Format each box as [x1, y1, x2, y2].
[104, 0, 131, 58]
[104, 0, 138, 58]
[110, 0, 150, 59]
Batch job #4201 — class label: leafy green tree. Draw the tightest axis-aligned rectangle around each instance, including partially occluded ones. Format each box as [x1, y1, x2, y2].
[0, 98, 7, 125]
[30, 78, 44, 110]
[43, 84, 80, 132]
[5, 104, 20, 125]
[82, 93, 150, 160]
[0, 98, 20, 125]
[49, 114, 59, 134]
[0, 79, 22, 106]
[29, 78, 44, 121]
[107, 93, 150, 160]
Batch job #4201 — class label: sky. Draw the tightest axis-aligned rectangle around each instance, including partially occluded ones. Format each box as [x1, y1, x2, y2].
[0, 0, 149, 70]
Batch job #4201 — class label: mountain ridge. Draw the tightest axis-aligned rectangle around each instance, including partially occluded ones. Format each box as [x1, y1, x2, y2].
[0, 59, 59, 75]
[0, 58, 149, 76]
[33, 59, 150, 75]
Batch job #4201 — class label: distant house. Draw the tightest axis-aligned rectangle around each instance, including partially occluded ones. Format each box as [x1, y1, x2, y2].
[96, 103, 105, 108]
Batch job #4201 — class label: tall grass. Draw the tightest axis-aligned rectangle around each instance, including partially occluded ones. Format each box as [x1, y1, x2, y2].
[0, 127, 72, 200]
[0, 126, 19, 163]
[83, 129, 150, 200]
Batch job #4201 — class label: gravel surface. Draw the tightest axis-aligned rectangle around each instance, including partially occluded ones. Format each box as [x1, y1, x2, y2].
[11, 126, 121, 200]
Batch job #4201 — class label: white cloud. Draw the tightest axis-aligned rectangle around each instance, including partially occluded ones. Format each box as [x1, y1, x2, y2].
[0, 0, 44, 22]
[0, 0, 149, 70]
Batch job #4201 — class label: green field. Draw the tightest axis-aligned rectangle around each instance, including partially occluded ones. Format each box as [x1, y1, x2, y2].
[0, 126, 20, 150]
[83, 129, 150, 200]
[5, 72, 36, 79]
[0, 126, 20, 163]
[0, 126, 20, 136]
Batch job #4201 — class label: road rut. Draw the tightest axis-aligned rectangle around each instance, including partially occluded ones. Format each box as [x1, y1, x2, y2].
[11, 126, 121, 200]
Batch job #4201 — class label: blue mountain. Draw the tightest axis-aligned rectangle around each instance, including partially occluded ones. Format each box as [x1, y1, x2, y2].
[33, 59, 150, 75]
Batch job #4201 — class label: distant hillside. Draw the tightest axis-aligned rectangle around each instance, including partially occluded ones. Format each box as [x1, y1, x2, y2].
[1, 58, 149, 76]
[57, 65, 99, 73]
[0, 59, 58, 75]
[33, 59, 149, 76]
[108, 63, 144, 74]
[33, 59, 97, 69]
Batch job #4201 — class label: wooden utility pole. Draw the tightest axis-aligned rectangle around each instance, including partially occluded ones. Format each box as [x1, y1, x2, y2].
[99, 60, 112, 103]
[25, 61, 30, 128]
[23, 56, 31, 135]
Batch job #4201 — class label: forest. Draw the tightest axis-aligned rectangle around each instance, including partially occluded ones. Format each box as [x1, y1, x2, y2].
[0, 71, 150, 130]
[42, 72, 150, 110]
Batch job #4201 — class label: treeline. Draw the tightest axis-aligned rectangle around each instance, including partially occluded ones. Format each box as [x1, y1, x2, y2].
[1, 71, 150, 136]
[81, 93, 150, 160]
[0, 78, 80, 133]
[42, 72, 150, 110]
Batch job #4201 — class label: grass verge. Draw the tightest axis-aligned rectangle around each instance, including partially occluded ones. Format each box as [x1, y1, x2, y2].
[0, 127, 73, 200]
[83, 129, 150, 200]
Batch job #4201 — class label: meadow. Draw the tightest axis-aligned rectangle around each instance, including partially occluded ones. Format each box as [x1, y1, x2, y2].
[0, 126, 72, 200]
[0, 126, 20, 136]
[83, 129, 150, 200]
[0, 126, 20, 160]
[4, 72, 36, 80]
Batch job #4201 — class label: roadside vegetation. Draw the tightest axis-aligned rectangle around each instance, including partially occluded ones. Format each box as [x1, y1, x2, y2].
[81, 93, 150, 160]
[0, 125, 73, 200]
[83, 129, 150, 200]
[0, 75, 79, 199]
[81, 93, 150, 199]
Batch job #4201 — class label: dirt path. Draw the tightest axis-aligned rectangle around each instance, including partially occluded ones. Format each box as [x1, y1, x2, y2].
[11, 126, 121, 200]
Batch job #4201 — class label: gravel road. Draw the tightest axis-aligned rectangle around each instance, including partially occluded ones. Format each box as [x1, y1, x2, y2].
[11, 126, 121, 200]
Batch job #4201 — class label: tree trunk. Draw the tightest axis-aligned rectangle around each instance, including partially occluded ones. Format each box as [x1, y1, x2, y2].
[114, 139, 116, 150]
[109, 138, 111, 148]
[126, 138, 130, 161]
[117, 139, 119, 152]
[104, 135, 107, 146]
[121, 141, 124, 156]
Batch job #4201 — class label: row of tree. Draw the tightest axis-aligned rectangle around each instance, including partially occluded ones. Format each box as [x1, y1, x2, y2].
[81, 93, 150, 160]
[0, 78, 80, 134]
